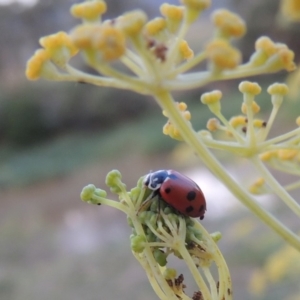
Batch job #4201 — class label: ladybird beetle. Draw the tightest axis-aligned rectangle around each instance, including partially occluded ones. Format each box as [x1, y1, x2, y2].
[143, 170, 206, 220]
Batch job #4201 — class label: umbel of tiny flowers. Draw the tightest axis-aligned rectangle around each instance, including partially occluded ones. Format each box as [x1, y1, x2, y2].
[197, 82, 300, 204]
[81, 170, 232, 300]
[25, 0, 296, 89]
[26, 0, 300, 250]
[163, 82, 300, 251]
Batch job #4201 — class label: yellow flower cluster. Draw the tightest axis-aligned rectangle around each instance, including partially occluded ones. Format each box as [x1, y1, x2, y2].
[241, 102, 260, 114]
[281, 0, 300, 22]
[179, 40, 194, 60]
[71, 24, 126, 61]
[70, 0, 107, 21]
[144, 17, 167, 36]
[248, 178, 265, 194]
[26, 49, 52, 80]
[116, 10, 147, 37]
[26, 31, 78, 80]
[260, 149, 299, 162]
[163, 102, 192, 141]
[250, 36, 296, 72]
[239, 81, 261, 95]
[160, 3, 184, 21]
[212, 9, 246, 39]
[206, 39, 241, 71]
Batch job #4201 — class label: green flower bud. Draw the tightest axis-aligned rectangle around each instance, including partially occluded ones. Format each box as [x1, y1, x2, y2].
[153, 249, 167, 266]
[130, 235, 146, 253]
[163, 206, 173, 214]
[163, 268, 177, 280]
[149, 213, 158, 227]
[138, 211, 155, 224]
[130, 187, 141, 203]
[211, 231, 222, 242]
[150, 199, 159, 212]
[94, 188, 107, 198]
[146, 231, 157, 243]
[105, 169, 126, 194]
[80, 184, 96, 202]
[167, 213, 180, 224]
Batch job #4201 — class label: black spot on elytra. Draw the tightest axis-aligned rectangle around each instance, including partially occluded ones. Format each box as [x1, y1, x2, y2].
[186, 191, 196, 201]
[164, 187, 171, 194]
[185, 206, 194, 213]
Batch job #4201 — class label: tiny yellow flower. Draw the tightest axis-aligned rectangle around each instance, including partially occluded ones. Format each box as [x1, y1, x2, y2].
[160, 3, 184, 21]
[253, 119, 266, 128]
[241, 102, 261, 114]
[70, 0, 107, 21]
[163, 102, 191, 141]
[251, 37, 296, 71]
[259, 150, 277, 161]
[71, 24, 126, 61]
[180, 0, 210, 11]
[145, 17, 167, 36]
[249, 178, 265, 195]
[212, 9, 246, 38]
[281, 0, 300, 22]
[201, 90, 222, 115]
[267, 83, 289, 95]
[239, 81, 262, 95]
[117, 10, 147, 37]
[163, 122, 183, 141]
[70, 24, 98, 49]
[229, 116, 247, 128]
[255, 36, 278, 57]
[179, 40, 194, 60]
[93, 25, 126, 60]
[39, 31, 78, 67]
[277, 149, 298, 160]
[207, 118, 220, 131]
[206, 39, 241, 70]
[296, 116, 300, 126]
[200, 90, 222, 105]
[26, 49, 54, 80]
[178, 102, 187, 111]
[270, 46, 296, 72]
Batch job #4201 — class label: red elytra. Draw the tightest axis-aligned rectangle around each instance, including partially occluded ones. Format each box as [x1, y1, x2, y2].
[144, 170, 206, 220]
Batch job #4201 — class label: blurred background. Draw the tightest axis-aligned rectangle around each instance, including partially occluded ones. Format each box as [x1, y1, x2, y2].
[0, 0, 299, 299]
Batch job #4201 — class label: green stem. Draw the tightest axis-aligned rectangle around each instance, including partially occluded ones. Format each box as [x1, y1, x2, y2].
[193, 222, 232, 300]
[133, 252, 172, 300]
[179, 243, 212, 300]
[261, 127, 300, 148]
[251, 157, 300, 216]
[154, 91, 300, 251]
[130, 213, 177, 299]
[169, 51, 207, 77]
[164, 64, 271, 91]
